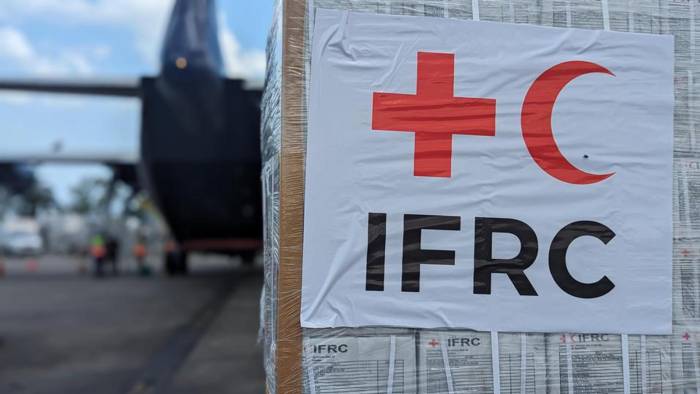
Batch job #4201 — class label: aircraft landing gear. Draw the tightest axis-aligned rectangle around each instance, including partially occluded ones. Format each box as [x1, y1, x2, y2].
[240, 251, 256, 266]
[165, 250, 188, 276]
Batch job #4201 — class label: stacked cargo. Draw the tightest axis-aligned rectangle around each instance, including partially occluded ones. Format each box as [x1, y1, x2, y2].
[261, 0, 698, 392]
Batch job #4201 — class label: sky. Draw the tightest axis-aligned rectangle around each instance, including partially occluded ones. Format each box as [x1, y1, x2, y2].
[0, 0, 274, 204]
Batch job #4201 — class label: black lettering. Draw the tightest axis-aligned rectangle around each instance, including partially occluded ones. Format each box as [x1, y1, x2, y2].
[474, 217, 538, 296]
[366, 213, 387, 291]
[339, 344, 348, 353]
[402, 214, 460, 292]
[549, 221, 616, 299]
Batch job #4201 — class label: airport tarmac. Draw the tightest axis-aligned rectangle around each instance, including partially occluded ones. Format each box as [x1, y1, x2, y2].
[0, 254, 266, 394]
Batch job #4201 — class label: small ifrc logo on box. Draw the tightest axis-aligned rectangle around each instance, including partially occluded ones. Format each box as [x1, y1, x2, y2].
[372, 51, 615, 185]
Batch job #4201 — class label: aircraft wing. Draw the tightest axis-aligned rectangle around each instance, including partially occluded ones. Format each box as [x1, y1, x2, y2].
[0, 152, 139, 166]
[0, 78, 143, 187]
[0, 152, 141, 190]
[0, 78, 142, 98]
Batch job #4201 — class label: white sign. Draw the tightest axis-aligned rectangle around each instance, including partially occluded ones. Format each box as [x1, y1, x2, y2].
[302, 9, 673, 334]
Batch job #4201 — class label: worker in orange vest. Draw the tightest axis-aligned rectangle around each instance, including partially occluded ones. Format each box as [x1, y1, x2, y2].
[90, 234, 107, 277]
[133, 237, 149, 276]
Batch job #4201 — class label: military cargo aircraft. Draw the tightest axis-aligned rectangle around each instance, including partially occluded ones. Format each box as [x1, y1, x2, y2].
[0, 0, 263, 274]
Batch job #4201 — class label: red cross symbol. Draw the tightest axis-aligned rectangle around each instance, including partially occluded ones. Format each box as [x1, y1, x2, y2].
[683, 332, 691, 341]
[372, 52, 496, 178]
[560, 334, 567, 344]
[428, 338, 440, 348]
[682, 249, 690, 257]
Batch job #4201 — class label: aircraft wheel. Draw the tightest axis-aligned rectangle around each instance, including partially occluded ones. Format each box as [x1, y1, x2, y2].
[240, 251, 256, 266]
[164, 252, 178, 276]
[165, 251, 188, 276]
[176, 253, 189, 275]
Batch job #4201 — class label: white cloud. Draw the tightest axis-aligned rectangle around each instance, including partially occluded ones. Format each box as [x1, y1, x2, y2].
[0, 26, 95, 77]
[218, 12, 266, 83]
[91, 45, 112, 60]
[0, 27, 103, 107]
[0, 27, 34, 62]
[0, 0, 174, 66]
[0, 92, 32, 105]
[0, 29, 92, 76]
[0, 0, 266, 82]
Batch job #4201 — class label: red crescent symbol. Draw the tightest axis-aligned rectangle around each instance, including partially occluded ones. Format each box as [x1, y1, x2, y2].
[521, 61, 615, 185]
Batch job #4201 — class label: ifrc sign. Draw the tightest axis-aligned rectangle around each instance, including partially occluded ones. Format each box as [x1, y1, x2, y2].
[302, 9, 674, 334]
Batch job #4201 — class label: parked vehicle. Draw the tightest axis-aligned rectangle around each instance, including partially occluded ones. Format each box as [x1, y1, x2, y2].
[2, 230, 43, 256]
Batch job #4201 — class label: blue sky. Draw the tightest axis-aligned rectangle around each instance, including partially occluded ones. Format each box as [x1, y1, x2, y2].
[0, 0, 273, 204]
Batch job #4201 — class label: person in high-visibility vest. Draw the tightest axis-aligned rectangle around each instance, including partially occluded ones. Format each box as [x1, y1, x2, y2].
[133, 237, 149, 276]
[90, 234, 106, 277]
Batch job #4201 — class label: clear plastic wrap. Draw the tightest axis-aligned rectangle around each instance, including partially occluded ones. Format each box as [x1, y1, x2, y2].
[261, 0, 700, 392]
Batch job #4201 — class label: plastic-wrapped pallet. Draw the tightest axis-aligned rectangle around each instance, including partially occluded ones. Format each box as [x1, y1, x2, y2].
[261, 0, 699, 392]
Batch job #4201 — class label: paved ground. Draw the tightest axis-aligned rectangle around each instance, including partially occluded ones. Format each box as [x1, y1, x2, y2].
[0, 254, 266, 394]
